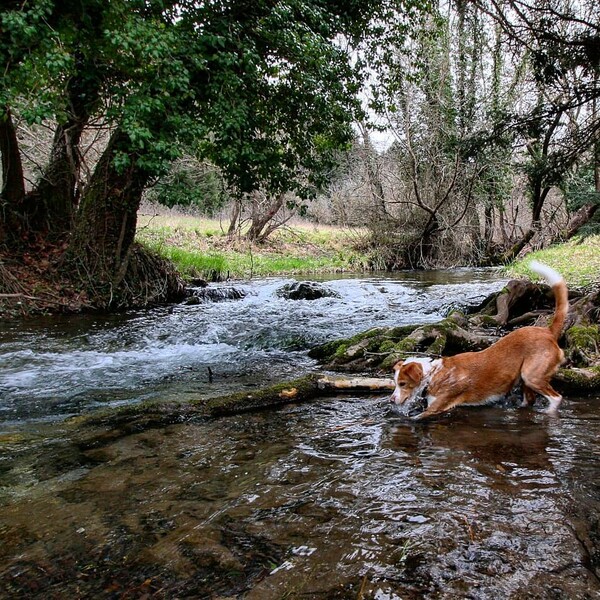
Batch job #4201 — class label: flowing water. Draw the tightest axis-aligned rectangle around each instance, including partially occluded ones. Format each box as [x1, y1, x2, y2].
[1, 270, 599, 599]
[0, 270, 504, 428]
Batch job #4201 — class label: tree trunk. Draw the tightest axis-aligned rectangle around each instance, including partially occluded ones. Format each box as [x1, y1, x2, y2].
[245, 191, 286, 242]
[204, 374, 394, 417]
[500, 227, 536, 263]
[566, 120, 600, 238]
[359, 124, 387, 224]
[26, 118, 86, 238]
[228, 197, 242, 236]
[501, 168, 549, 262]
[26, 72, 100, 239]
[565, 203, 599, 239]
[65, 129, 150, 306]
[483, 202, 494, 253]
[0, 106, 27, 243]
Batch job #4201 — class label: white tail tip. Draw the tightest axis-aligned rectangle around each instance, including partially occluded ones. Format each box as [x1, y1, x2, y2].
[529, 260, 563, 286]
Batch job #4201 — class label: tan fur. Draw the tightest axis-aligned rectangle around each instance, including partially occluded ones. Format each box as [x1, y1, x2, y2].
[391, 265, 568, 419]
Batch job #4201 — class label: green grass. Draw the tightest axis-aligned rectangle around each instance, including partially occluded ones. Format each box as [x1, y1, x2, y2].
[137, 212, 600, 285]
[136, 213, 370, 279]
[506, 234, 600, 287]
[155, 246, 227, 277]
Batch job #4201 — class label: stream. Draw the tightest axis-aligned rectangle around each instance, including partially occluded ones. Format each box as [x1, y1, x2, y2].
[1, 270, 599, 599]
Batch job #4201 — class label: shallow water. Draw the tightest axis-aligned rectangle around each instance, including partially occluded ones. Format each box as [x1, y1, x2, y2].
[1, 395, 599, 598]
[1, 269, 599, 598]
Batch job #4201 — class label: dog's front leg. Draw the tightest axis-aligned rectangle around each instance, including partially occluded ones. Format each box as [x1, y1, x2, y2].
[411, 396, 456, 420]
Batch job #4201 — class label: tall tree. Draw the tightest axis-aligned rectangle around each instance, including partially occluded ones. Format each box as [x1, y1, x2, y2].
[474, 0, 600, 256]
[1, 0, 411, 307]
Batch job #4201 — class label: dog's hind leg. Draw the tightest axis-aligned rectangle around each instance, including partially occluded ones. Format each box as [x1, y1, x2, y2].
[522, 374, 562, 414]
[534, 384, 562, 414]
[522, 357, 563, 414]
[521, 384, 537, 408]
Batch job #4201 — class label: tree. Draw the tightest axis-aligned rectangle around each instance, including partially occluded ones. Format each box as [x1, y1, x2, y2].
[373, 2, 504, 267]
[473, 0, 600, 257]
[1, 0, 410, 307]
[358, 0, 600, 266]
[146, 158, 227, 215]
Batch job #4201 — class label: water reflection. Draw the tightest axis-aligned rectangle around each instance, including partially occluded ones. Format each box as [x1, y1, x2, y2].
[0, 395, 598, 598]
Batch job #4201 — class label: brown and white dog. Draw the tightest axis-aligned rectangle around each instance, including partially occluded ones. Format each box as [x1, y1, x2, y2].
[391, 261, 568, 419]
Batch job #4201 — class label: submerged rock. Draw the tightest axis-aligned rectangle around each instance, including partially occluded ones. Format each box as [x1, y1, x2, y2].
[276, 281, 340, 300]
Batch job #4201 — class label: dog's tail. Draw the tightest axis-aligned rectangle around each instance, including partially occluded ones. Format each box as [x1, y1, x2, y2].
[529, 260, 568, 339]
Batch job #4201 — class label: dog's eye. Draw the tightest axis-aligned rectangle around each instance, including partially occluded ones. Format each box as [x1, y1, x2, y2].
[398, 382, 406, 387]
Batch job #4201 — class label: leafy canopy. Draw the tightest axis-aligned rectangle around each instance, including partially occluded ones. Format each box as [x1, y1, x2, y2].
[1, 0, 412, 198]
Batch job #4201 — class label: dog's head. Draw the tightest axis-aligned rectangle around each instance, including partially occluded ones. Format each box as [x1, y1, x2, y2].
[391, 358, 431, 405]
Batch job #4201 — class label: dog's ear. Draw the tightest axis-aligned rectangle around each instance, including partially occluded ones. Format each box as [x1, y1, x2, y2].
[403, 362, 424, 385]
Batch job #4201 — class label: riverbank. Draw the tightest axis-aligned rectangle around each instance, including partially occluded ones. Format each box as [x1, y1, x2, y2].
[137, 209, 600, 288]
[2, 206, 599, 318]
[506, 235, 600, 288]
[136, 211, 372, 280]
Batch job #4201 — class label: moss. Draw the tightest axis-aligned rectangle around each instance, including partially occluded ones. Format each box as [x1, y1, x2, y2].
[379, 340, 397, 353]
[0, 433, 27, 445]
[307, 339, 346, 359]
[427, 333, 447, 356]
[380, 354, 403, 370]
[565, 325, 600, 367]
[394, 337, 419, 354]
[479, 315, 500, 327]
[554, 366, 600, 394]
[203, 374, 321, 416]
[309, 324, 424, 365]
[333, 343, 350, 358]
[387, 325, 423, 340]
[566, 325, 600, 352]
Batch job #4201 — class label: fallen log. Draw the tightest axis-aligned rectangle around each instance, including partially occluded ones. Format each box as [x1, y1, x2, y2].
[71, 374, 396, 438]
[317, 375, 395, 392]
[202, 374, 395, 417]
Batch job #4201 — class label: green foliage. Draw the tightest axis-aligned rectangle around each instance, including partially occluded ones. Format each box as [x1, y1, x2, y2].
[2, 0, 412, 195]
[0, 0, 72, 121]
[561, 166, 600, 212]
[147, 162, 227, 215]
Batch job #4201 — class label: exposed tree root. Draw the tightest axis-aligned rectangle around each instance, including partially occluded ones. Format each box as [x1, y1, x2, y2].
[0, 242, 187, 318]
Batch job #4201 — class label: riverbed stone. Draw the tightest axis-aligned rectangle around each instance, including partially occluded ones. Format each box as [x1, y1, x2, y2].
[276, 281, 340, 300]
[185, 286, 247, 303]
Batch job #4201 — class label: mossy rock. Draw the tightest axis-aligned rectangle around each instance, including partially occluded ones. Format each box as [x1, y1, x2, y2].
[554, 366, 600, 394]
[565, 325, 600, 367]
[312, 315, 492, 374]
[307, 339, 346, 360]
[309, 326, 412, 365]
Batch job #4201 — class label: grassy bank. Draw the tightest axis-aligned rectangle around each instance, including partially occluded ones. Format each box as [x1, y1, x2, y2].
[136, 213, 371, 280]
[136, 212, 600, 286]
[506, 235, 600, 288]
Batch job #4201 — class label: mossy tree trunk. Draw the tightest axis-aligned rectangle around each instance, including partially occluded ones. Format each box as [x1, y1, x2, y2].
[65, 129, 151, 307]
